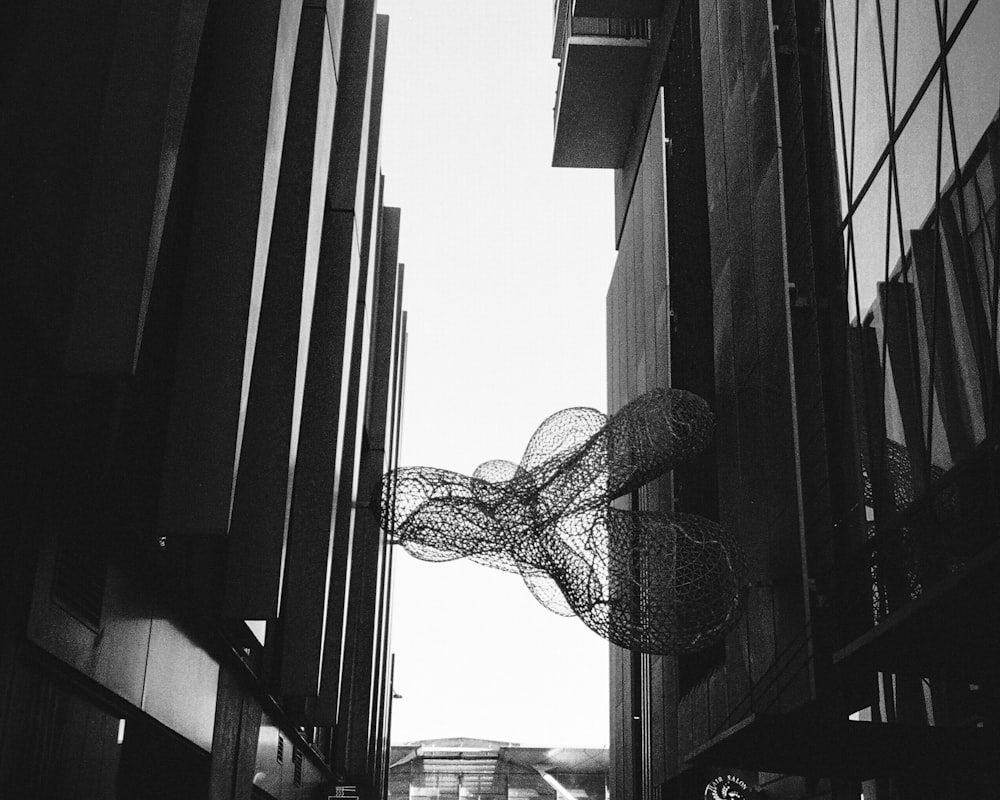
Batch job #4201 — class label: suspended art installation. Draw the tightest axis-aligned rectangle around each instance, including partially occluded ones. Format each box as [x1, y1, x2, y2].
[379, 388, 746, 654]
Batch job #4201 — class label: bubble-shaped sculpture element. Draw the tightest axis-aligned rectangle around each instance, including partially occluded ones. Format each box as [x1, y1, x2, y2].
[379, 388, 746, 654]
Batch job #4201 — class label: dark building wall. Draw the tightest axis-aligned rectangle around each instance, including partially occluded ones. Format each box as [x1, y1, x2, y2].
[0, 1, 405, 797]
[700, 0, 815, 723]
[824, 0, 1000, 795]
[606, 2, 736, 795]
[587, 0, 999, 796]
[606, 94, 671, 800]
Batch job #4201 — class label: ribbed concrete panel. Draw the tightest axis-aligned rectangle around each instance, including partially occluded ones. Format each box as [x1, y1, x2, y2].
[702, 0, 813, 717]
[277, 26, 373, 685]
[327, 0, 377, 215]
[333, 457, 385, 778]
[324, 0, 346, 79]
[284, 207, 361, 703]
[607, 91, 668, 414]
[359, 17, 391, 280]
[324, 16, 386, 726]
[327, 267, 403, 784]
[321, 16, 390, 762]
[286, 0, 378, 717]
[366, 208, 402, 446]
[369, 530, 394, 779]
[224, 4, 336, 622]
[606, 92, 672, 800]
[662, 0, 723, 743]
[389, 300, 409, 483]
[65, 0, 209, 375]
[358, 205, 402, 774]
[157, 0, 302, 537]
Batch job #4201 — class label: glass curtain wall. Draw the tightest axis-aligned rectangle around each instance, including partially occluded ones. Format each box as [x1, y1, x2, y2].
[825, 0, 999, 623]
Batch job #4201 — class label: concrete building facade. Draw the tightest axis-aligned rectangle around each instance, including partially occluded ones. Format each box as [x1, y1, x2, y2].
[551, 0, 998, 797]
[1, 1, 406, 798]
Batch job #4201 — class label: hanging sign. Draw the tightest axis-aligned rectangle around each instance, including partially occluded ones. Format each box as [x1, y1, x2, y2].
[704, 774, 750, 800]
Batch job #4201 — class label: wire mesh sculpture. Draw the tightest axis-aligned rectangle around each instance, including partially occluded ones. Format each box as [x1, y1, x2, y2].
[379, 388, 746, 654]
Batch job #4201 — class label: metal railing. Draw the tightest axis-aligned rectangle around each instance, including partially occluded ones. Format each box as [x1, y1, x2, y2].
[571, 16, 651, 39]
[840, 440, 997, 628]
[554, 1, 652, 59]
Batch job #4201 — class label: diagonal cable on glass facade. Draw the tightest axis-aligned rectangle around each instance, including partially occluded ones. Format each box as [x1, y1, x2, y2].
[829, 0, 999, 619]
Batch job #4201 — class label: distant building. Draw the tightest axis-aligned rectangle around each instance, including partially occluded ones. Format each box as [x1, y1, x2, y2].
[389, 739, 608, 800]
[1, 1, 405, 798]
[551, 0, 998, 798]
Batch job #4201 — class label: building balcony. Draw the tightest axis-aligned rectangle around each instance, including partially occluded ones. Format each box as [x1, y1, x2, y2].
[551, 1, 654, 168]
[834, 537, 1000, 686]
[833, 441, 1000, 687]
[553, 0, 665, 41]
[685, 709, 992, 778]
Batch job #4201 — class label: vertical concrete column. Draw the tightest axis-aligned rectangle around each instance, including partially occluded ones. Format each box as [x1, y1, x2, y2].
[223, 1, 337, 622]
[704, 0, 817, 716]
[286, 0, 378, 718]
[379, 654, 398, 799]
[333, 475, 385, 780]
[390, 303, 409, 492]
[362, 207, 401, 781]
[333, 241, 405, 778]
[271, 3, 346, 698]
[157, 0, 303, 537]
[368, 531, 393, 780]
[325, 3, 390, 723]
[65, 0, 210, 375]
[364, 209, 403, 450]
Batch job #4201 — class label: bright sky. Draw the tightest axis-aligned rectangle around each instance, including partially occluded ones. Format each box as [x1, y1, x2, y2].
[376, 1, 617, 747]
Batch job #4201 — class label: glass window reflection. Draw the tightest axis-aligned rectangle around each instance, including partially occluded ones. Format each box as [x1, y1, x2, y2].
[852, 1, 892, 184]
[879, 0, 941, 121]
[892, 74, 948, 245]
[846, 158, 892, 317]
[942, 0, 1000, 170]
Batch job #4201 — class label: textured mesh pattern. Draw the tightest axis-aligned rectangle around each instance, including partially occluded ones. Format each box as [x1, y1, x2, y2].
[380, 388, 746, 654]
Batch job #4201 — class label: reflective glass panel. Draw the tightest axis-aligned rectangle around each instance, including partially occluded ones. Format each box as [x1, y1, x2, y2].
[892, 74, 948, 250]
[931, 218, 987, 454]
[827, 0, 861, 188]
[847, 157, 892, 316]
[826, 1, 853, 213]
[902, 243, 965, 470]
[946, 0, 976, 34]
[880, 0, 942, 123]
[942, 0, 1000, 170]
[852, 0, 893, 184]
